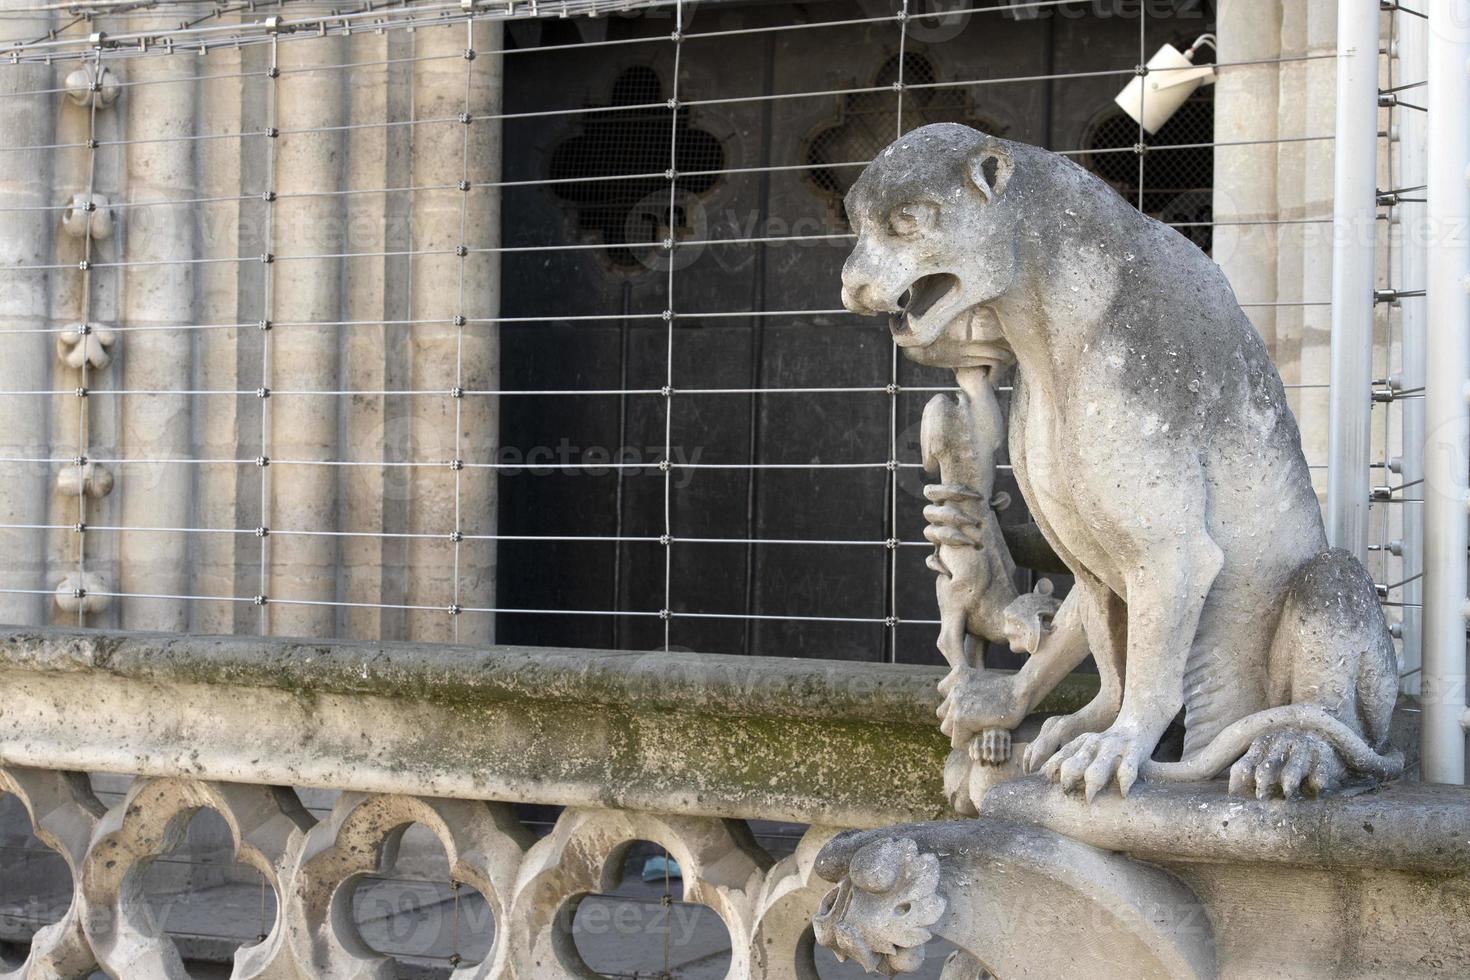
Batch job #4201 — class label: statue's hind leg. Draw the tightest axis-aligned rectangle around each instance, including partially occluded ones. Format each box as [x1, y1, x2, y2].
[1228, 549, 1398, 799]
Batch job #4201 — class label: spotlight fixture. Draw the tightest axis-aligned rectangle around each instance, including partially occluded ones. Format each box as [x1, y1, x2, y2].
[1114, 34, 1217, 135]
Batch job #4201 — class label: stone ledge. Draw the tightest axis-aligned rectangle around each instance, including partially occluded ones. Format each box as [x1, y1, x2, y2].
[980, 775, 1470, 874]
[0, 626, 1094, 829]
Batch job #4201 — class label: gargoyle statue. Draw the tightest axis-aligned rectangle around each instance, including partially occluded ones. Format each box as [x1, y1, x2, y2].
[843, 123, 1403, 800]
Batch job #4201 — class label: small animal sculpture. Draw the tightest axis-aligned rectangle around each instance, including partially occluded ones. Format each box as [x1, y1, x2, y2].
[919, 366, 1060, 772]
[842, 122, 1402, 800]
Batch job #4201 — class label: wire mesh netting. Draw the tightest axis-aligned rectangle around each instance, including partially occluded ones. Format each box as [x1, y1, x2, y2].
[0, 0, 1404, 667]
[0, 0, 1433, 974]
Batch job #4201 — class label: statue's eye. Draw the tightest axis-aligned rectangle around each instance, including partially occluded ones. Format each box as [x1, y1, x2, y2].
[888, 202, 936, 237]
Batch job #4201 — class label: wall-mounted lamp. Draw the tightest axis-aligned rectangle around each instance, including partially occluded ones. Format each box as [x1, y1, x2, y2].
[1114, 34, 1217, 135]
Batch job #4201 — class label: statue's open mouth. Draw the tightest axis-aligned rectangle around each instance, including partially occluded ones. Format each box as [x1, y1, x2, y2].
[891, 273, 960, 346]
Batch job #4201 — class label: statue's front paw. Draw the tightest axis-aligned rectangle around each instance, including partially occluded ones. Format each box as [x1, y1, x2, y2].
[937, 667, 1026, 749]
[1228, 730, 1347, 800]
[1042, 724, 1154, 801]
[1022, 713, 1077, 774]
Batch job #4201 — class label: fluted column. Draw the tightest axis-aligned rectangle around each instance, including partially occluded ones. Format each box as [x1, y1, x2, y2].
[193, 25, 247, 635]
[1212, 0, 1281, 352]
[267, 34, 347, 637]
[340, 29, 394, 641]
[1294, 0, 1338, 495]
[406, 21, 501, 643]
[117, 9, 201, 632]
[0, 2, 55, 626]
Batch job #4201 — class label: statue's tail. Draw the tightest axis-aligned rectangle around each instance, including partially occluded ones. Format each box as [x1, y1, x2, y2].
[1141, 704, 1405, 783]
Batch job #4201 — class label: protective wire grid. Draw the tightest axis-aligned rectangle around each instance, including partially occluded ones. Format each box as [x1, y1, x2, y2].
[0, 0, 1403, 665]
[0, 0, 1423, 973]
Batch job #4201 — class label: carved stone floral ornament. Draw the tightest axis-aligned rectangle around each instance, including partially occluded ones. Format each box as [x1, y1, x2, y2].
[811, 837, 944, 975]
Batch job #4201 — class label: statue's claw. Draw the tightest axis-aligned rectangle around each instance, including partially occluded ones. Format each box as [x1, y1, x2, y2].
[1228, 731, 1346, 800]
[1023, 697, 1118, 776]
[1044, 726, 1152, 800]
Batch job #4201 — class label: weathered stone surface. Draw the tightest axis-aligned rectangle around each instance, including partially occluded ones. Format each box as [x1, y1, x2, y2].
[815, 780, 1470, 979]
[980, 775, 1470, 875]
[0, 626, 1096, 830]
[815, 819, 1217, 980]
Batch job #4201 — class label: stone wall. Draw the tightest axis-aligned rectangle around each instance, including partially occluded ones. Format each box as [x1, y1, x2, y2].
[0, 8, 503, 645]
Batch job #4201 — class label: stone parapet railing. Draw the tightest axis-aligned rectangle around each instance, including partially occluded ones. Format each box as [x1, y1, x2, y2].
[0, 626, 1096, 978]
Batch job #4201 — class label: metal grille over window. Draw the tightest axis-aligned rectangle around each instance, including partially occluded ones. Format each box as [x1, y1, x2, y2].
[548, 65, 725, 271]
[1084, 89, 1216, 252]
[805, 51, 1004, 222]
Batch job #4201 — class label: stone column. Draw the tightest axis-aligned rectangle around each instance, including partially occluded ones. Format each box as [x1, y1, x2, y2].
[406, 21, 501, 643]
[1212, 0, 1281, 352]
[1294, 0, 1339, 495]
[0, 2, 55, 626]
[340, 29, 395, 642]
[116, 9, 200, 632]
[267, 35, 347, 637]
[193, 26, 247, 635]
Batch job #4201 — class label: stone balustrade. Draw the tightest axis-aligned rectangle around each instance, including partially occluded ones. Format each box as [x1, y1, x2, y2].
[0, 626, 1096, 978]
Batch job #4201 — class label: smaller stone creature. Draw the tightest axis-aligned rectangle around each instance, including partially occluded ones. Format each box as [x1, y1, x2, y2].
[919, 367, 1059, 772]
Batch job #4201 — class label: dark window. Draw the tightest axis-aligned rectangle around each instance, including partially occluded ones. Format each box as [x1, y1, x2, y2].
[1083, 88, 1215, 251]
[548, 65, 725, 272]
[804, 52, 1004, 221]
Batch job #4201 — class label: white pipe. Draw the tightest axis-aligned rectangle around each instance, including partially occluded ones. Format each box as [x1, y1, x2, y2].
[0, 1, 54, 626]
[117, 9, 199, 633]
[1422, 0, 1470, 784]
[268, 34, 347, 637]
[1397, 9, 1427, 698]
[1325, 0, 1380, 560]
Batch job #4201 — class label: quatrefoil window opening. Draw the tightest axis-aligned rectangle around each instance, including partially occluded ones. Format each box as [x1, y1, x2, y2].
[548, 65, 726, 273]
[0, 793, 71, 969]
[805, 52, 1006, 224]
[134, 806, 277, 972]
[348, 821, 494, 969]
[566, 838, 733, 978]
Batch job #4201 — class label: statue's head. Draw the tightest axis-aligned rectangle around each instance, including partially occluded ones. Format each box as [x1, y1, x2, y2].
[840, 123, 1022, 370]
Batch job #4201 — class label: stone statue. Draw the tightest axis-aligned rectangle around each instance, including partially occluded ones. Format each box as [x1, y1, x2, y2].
[842, 123, 1403, 801]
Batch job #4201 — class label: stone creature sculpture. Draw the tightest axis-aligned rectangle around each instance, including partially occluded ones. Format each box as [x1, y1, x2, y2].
[841, 122, 1402, 800]
[919, 366, 1060, 774]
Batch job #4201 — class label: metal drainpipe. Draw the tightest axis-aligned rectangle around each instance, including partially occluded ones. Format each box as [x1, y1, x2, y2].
[1325, 0, 1381, 560]
[1396, 9, 1427, 698]
[1423, 0, 1470, 784]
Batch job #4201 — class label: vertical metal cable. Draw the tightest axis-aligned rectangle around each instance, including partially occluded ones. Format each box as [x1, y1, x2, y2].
[885, 0, 909, 665]
[661, 0, 683, 654]
[75, 46, 103, 627]
[449, 17, 476, 641]
[1136, 0, 1146, 211]
[661, 8, 685, 973]
[256, 33, 279, 633]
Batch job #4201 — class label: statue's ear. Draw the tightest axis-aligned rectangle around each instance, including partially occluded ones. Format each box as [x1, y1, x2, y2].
[991, 490, 1011, 513]
[965, 143, 1014, 203]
